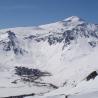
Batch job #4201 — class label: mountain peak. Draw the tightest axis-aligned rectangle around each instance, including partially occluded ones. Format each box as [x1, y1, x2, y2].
[64, 16, 84, 22]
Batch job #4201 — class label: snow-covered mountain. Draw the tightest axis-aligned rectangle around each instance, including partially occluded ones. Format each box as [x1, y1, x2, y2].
[0, 16, 98, 97]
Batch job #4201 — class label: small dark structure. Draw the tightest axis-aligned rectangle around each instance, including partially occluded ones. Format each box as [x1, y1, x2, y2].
[65, 96, 68, 98]
[86, 71, 98, 81]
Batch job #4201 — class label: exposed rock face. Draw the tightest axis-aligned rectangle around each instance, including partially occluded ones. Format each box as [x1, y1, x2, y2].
[86, 71, 98, 81]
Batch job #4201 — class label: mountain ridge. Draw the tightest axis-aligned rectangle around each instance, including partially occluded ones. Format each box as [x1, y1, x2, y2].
[0, 16, 98, 97]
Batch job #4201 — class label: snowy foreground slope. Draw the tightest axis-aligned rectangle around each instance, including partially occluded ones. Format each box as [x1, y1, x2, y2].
[25, 76, 98, 98]
[0, 16, 98, 97]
